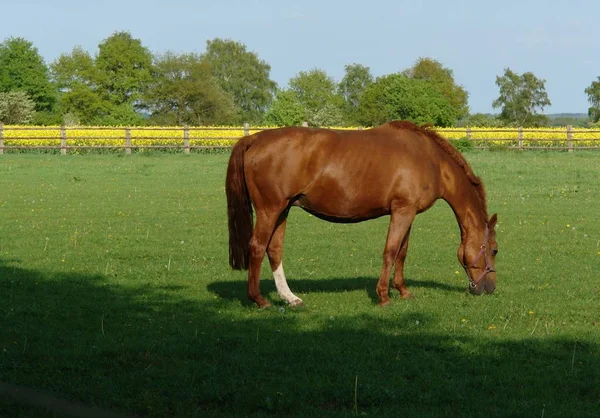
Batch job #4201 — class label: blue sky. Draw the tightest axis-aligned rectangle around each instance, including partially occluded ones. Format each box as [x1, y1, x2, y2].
[2, 0, 597, 114]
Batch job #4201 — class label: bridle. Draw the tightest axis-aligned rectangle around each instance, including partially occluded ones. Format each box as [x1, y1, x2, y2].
[467, 226, 495, 289]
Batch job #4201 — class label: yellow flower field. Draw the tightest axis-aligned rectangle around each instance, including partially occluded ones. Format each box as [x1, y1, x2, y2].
[437, 127, 600, 148]
[1, 125, 599, 150]
[0, 126, 267, 149]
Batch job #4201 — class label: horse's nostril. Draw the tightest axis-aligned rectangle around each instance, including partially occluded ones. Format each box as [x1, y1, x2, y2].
[492, 249, 498, 256]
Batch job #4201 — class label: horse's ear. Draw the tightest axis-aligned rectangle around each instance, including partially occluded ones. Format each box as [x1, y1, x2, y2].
[488, 213, 498, 230]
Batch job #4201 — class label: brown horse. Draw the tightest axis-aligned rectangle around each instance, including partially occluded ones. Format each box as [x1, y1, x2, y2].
[226, 121, 498, 308]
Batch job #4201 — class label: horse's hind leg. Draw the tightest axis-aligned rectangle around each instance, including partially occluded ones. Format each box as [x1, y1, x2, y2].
[392, 226, 414, 299]
[376, 207, 415, 306]
[248, 211, 279, 308]
[267, 213, 303, 307]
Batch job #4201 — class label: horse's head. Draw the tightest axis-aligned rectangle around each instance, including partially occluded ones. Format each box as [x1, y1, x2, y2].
[459, 214, 498, 295]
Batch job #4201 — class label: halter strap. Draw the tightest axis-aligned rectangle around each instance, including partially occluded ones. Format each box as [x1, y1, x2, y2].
[468, 226, 495, 289]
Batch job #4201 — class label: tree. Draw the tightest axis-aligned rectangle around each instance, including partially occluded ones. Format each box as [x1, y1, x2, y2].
[289, 69, 344, 126]
[142, 52, 235, 125]
[50, 34, 150, 126]
[0, 37, 56, 113]
[54, 84, 109, 125]
[51, 46, 107, 124]
[202, 38, 276, 123]
[52, 46, 98, 90]
[338, 63, 373, 125]
[0, 91, 36, 124]
[403, 58, 469, 119]
[357, 73, 457, 127]
[584, 78, 600, 123]
[95, 31, 153, 107]
[264, 89, 306, 126]
[492, 68, 551, 127]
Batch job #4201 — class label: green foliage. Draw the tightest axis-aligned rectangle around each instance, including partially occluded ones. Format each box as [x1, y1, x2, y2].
[492, 68, 551, 127]
[100, 103, 145, 126]
[54, 83, 109, 125]
[51, 47, 107, 124]
[264, 89, 306, 126]
[449, 137, 474, 152]
[51, 37, 149, 125]
[95, 31, 153, 107]
[289, 69, 344, 126]
[458, 113, 506, 127]
[584, 77, 600, 123]
[51, 46, 98, 90]
[0, 91, 36, 124]
[357, 73, 457, 127]
[403, 57, 469, 119]
[0, 37, 56, 113]
[31, 110, 64, 126]
[547, 114, 589, 128]
[143, 52, 236, 126]
[203, 38, 277, 123]
[309, 102, 344, 127]
[338, 63, 374, 125]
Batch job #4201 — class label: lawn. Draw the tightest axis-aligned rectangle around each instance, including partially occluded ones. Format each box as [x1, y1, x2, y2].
[0, 151, 599, 417]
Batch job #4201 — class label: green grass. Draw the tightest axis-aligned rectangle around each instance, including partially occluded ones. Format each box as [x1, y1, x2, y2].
[0, 152, 599, 417]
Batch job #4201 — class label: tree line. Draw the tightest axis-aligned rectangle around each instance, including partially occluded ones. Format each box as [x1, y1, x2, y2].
[1, 31, 599, 128]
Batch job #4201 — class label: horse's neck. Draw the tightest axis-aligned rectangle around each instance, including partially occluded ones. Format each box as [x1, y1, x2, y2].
[442, 169, 487, 243]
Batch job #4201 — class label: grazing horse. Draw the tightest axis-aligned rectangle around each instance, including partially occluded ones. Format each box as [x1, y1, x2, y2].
[226, 121, 498, 308]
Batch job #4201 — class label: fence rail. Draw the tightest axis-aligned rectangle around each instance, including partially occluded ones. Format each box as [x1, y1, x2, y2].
[1, 124, 600, 155]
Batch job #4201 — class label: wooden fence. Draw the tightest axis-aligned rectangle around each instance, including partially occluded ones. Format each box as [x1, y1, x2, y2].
[1, 123, 600, 155]
[461, 126, 600, 151]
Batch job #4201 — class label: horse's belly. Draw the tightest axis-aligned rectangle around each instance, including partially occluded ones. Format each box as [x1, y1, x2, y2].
[292, 194, 389, 223]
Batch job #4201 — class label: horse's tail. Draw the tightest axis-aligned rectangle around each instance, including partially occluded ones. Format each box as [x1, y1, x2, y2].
[226, 135, 255, 270]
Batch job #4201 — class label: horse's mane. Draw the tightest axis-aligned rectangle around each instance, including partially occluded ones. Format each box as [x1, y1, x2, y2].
[385, 120, 488, 218]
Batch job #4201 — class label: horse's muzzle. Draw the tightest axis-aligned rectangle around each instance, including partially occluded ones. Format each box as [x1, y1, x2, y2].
[484, 280, 496, 294]
[468, 277, 496, 295]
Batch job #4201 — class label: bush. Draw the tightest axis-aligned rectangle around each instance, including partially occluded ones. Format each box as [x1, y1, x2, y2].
[449, 137, 474, 152]
[0, 91, 35, 124]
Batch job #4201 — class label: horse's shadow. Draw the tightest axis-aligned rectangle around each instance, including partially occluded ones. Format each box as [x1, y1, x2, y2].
[207, 276, 465, 305]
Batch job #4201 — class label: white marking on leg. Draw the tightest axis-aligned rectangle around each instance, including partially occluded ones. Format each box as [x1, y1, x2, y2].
[273, 263, 303, 306]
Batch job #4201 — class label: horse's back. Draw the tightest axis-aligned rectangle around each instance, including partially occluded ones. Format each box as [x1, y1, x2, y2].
[242, 125, 442, 218]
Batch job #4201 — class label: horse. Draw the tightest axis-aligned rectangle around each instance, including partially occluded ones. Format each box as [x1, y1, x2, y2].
[225, 120, 498, 308]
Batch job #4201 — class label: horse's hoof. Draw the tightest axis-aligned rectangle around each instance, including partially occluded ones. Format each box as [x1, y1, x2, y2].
[378, 300, 391, 307]
[401, 292, 414, 300]
[289, 298, 304, 307]
[256, 300, 272, 309]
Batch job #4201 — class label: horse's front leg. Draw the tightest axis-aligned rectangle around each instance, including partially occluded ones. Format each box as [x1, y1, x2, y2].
[392, 226, 414, 299]
[376, 207, 416, 306]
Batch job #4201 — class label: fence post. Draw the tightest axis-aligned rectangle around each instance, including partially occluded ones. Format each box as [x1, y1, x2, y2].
[466, 126, 472, 142]
[125, 128, 131, 155]
[302, 121, 308, 127]
[0, 123, 3, 155]
[567, 125, 573, 152]
[60, 125, 67, 156]
[358, 126, 363, 131]
[243, 122, 250, 137]
[518, 127, 523, 151]
[183, 125, 190, 154]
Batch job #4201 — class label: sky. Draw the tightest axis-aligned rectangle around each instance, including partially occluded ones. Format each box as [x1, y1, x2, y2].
[1, 0, 598, 114]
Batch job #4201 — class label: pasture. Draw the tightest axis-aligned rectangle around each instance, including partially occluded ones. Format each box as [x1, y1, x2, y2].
[0, 151, 599, 417]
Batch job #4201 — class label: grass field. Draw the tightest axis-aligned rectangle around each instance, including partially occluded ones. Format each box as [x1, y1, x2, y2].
[0, 151, 599, 417]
